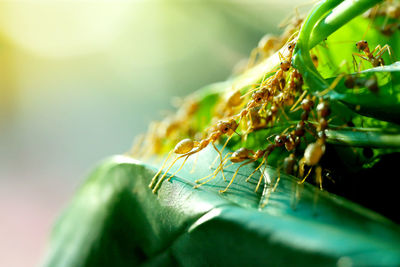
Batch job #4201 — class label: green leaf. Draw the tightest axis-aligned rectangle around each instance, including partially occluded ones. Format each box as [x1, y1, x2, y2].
[43, 152, 400, 266]
[324, 62, 400, 124]
[43, 1, 400, 266]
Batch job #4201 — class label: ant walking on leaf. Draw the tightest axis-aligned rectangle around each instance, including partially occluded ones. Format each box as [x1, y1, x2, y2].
[149, 118, 239, 193]
[194, 144, 276, 194]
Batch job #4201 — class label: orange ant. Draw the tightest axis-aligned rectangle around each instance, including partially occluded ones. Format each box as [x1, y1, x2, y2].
[247, 34, 280, 68]
[194, 135, 282, 194]
[298, 98, 330, 190]
[149, 118, 239, 193]
[311, 54, 319, 68]
[242, 42, 297, 124]
[215, 90, 244, 118]
[216, 144, 276, 193]
[353, 40, 392, 68]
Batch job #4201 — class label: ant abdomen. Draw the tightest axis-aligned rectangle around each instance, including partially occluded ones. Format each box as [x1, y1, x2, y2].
[227, 91, 242, 107]
[303, 141, 325, 166]
[283, 153, 297, 175]
[173, 139, 194, 154]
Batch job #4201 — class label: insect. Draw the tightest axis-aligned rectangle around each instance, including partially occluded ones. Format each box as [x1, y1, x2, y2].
[344, 74, 379, 93]
[239, 42, 297, 133]
[311, 54, 319, 68]
[215, 90, 244, 118]
[247, 34, 280, 68]
[225, 144, 275, 193]
[353, 40, 392, 68]
[149, 118, 239, 193]
[298, 97, 330, 190]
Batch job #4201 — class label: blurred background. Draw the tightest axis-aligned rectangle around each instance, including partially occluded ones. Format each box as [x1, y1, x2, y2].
[0, 0, 308, 266]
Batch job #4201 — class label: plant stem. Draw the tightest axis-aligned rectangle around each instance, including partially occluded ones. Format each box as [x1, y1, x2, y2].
[326, 128, 400, 148]
[293, 0, 383, 93]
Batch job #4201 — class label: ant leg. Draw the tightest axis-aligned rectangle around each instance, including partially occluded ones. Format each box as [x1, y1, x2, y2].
[167, 154, 191, 181]
[375, 44, 394, 63]
[220, 160, 254, 194]
[279, 106, 290, 122]
[255, 159, 268, 192]
[149, 150, 174, 189]
[209, 135, 233, 169]
[212, 142, 227, 181]
[152, 149, 200, 193]
[317, 73, 345, 96]
[352, 53, 360, 72]
[259, 103, 267, 115]
[353, 53, 370, 70]
[190, 152, 200, 173]
[315, 165, 323, 190]
[246, 157, 266, 182]
[272, 167, 281, 192]
[299, 166, 313, 184]
[290, 90, 308, 112]
[193, 160, 228, 189]
[195, 153, 232, 185]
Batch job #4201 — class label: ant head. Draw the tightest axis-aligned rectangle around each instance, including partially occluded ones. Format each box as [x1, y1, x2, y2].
[356, 40, 368, 51]
[301, 98, 314, 111]
[274, 134, 286, 147]
[287, 41, 296, 51]
[228, 119, 239, 132]
[252, 90, 265, 103]
[317, 100, 331, 118]
[280, 60, 291, 71]
[216, 120, 230, 134]
[217, 119, 239, 135]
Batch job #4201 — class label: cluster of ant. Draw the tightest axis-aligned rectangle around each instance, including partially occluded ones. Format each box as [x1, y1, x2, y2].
[147, 37, 336, 194]
[365, 0, 400, 37]
[139, 4, 393, 195]
[131, 97, 200, 159]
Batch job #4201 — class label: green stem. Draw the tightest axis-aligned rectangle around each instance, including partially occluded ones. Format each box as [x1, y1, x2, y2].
[326, 128, 400, 148]
[293, 0, 383, 93]
[309, 0, 383, 48]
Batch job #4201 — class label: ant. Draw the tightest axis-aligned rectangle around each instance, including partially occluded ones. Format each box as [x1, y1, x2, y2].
[311, 54, 319, 68]
[215, 90, 244, 118]
[344, 74, 379, 93]
[149, 118, 239, 193]
[247, 34, 280, 68]
[240, 41, 297, 127]
[353, 40, 392, 68]
[194, 140, 277, 194]
[298, 97, 330, 190]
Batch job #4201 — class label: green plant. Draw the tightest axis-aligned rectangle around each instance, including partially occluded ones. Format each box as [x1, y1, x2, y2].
[43, 0, 400, 266]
